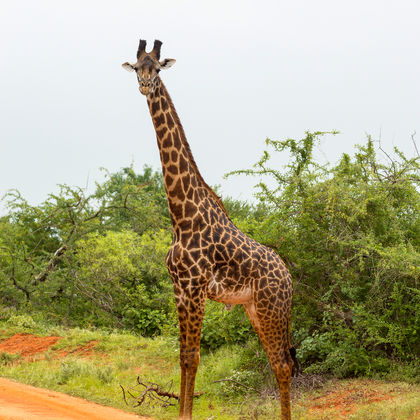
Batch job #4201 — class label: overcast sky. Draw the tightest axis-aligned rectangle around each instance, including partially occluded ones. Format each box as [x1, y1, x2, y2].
[1, 0, 419, 214]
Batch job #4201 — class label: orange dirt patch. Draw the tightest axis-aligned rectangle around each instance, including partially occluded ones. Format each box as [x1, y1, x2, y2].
[57, 340, 99, 358]
[0, 333, 61, 357]
[309, 382, 394, 417]
[0, 334, 104, 360]
[0, 377, 151, 419]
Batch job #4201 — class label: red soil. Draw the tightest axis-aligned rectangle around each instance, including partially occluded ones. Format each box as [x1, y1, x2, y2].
[0, 333, 103, 360]
[309, 383, 394, 417]
[56, 340, 99, 358]
[0, 333, 61, 357]
[0, 334, 151, 419]
[0, 378, 150, 420]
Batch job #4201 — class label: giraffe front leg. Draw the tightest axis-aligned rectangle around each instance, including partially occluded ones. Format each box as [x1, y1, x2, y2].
[180, 340, 201, 419]
[177, 314, 187, 417]
[175, 287, 206, 420]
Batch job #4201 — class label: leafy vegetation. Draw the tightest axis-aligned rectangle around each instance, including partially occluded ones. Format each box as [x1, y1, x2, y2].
[1, 133, 419, 391]
[0, 166, 174, 333]
[226, 132, 420, 377]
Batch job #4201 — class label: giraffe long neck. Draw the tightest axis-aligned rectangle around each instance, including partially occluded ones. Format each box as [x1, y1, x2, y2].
[146, 78, 228, 229]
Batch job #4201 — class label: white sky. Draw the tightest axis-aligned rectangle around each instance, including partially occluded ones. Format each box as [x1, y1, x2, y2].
[1, 0, 419, 214]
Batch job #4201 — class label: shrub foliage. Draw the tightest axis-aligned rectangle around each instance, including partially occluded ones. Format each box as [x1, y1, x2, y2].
[227, 132, 419, 375]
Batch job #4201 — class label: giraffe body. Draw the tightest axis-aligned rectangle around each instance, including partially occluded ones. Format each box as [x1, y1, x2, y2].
[123, 39, 293, 420]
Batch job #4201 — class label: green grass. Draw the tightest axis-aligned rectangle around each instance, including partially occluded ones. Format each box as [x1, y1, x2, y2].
[0, 319, 419, 419]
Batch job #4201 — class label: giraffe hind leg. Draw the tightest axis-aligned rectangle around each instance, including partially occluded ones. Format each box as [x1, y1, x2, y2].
[243, 301, 293, 420]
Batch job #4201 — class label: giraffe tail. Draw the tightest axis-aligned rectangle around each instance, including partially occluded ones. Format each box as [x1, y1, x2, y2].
[289, 346, 300, 376]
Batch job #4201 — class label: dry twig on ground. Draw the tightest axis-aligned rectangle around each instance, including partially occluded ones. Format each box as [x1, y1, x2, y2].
[120, 377, 204, 408]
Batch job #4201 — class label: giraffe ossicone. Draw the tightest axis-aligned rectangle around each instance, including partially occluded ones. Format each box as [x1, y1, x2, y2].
[123, 38, 294, 420]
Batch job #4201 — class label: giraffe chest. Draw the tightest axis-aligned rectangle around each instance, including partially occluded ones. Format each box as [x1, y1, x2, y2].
[207, 270, 253, 305]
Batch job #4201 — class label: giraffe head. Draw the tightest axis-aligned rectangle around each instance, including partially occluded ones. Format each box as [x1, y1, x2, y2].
[122, 39, 176, 96]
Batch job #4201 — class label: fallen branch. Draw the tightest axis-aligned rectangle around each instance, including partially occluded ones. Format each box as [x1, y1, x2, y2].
[120, 377, 204, 408]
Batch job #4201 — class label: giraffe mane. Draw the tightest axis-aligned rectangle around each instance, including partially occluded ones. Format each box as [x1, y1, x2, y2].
[159, 80, 230, 218]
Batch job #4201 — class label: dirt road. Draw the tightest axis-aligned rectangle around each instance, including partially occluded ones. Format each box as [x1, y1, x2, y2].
[0, 377, 151, 420]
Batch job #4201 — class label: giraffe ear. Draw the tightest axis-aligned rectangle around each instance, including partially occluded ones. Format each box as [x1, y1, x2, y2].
[159, 58, 176, 70]
[122, 62, 136, 72]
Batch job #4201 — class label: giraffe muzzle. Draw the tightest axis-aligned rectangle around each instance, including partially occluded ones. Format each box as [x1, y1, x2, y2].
[139, 81, 152, 95]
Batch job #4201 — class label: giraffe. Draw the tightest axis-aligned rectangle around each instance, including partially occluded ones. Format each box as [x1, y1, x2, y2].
[122, 39, 294, 420]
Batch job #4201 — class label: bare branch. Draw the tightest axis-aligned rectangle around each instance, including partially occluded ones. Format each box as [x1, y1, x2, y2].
[32, 245, 67, 285]
[11, 265, 30, 301]
[120, 377, 204, 409]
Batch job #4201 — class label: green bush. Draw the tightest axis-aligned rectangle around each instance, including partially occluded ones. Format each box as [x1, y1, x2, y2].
[228, 132, 420, 375]
[201, 302, 254, 350]
[73, 229, 173, 335]
[123, 308, 167, 337]
[7, 314, 37, 330]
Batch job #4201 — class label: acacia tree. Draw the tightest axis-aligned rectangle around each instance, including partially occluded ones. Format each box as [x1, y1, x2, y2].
[94, 165, 170, 234]
[0, 185, 102, 310]
[0, 166, 171, 323]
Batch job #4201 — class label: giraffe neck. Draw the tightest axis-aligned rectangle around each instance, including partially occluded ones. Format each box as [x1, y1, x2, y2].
[146, 78, 228, 229]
